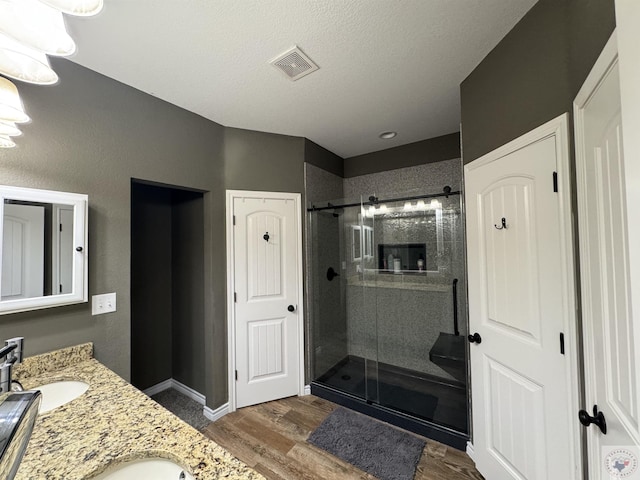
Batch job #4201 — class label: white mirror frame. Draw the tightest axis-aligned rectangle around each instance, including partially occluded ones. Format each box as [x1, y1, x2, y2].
[0, 185, 88, 314]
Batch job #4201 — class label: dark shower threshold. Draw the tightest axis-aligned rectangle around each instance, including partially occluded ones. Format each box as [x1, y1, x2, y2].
[313, 355, 469, 449]
[310, 382, 469, 451]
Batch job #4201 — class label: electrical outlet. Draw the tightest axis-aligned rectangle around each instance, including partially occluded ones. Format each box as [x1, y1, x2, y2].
[92, 292, 116, 315]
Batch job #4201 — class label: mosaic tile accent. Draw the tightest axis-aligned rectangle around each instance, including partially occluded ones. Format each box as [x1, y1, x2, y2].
[344, 158, 463, 199]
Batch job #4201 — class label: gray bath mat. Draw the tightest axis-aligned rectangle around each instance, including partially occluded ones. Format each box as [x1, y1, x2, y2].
[307, 407, 426, 480]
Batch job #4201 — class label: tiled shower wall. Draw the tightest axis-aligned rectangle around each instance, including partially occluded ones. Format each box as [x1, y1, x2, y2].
[305, 158, 468, 382]
[343, 158, 462, 199]
[304, 163, 346, 379]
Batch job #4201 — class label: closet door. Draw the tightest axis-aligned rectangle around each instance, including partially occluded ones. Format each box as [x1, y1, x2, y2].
[574, 31, 640, 479]
[465, 115, 581, 480]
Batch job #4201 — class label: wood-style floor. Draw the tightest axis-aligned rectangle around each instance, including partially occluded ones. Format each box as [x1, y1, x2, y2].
[202, 395, 483, 480]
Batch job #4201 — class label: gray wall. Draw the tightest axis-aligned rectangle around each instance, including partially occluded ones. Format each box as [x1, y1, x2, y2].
[0, 59, 224, 405]
[130, 183, 173, 389]
[304, 139, 344, 178]
[460, 0, 616, 163]
[224, 128, 305, 193]
[0, 58, 309, 409]
[344, 132, 460, 178]
[171, 189, 205, 393]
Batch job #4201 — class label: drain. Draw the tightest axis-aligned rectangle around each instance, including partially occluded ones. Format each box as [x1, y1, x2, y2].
[341, 375, 351, 381]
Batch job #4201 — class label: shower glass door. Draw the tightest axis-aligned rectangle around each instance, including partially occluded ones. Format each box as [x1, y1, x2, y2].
[310, 188, 468, 435]
[363, 192, 467, 432]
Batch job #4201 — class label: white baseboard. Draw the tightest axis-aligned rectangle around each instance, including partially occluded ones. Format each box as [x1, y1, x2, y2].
[203, 402, 229, 422]
[172, 379, 205, 405]
[143, 379, 173, 397]
[303, 384, 311, 395]
[466, 441, 475, 462]
[143, 378, 205, 405]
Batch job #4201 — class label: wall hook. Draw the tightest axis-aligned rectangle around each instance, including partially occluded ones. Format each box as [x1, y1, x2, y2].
[263, 232, 270, 242]
[494, 218, 507, 230]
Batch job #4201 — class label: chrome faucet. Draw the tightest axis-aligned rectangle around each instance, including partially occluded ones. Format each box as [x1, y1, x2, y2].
[0, 337, 24, 393]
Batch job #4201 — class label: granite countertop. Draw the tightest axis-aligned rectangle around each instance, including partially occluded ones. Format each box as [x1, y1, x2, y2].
[13, 344, 264, 480]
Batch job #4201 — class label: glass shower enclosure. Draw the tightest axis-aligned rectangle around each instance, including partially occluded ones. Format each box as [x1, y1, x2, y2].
[308, 186, 468, 448]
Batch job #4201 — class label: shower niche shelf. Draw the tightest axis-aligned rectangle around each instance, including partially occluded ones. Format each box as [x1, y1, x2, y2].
[377, 243, 428, 273]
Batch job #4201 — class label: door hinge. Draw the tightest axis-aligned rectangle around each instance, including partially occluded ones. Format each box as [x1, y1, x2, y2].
[59, 284, 62, 293]
[234, 292, 237, 303]
[553, 171, 558, 193]
[59, 223, 63, 232]
[235, 370, 238, 381]
[233, 215, 236, 226]
[560, 332, 565, 355]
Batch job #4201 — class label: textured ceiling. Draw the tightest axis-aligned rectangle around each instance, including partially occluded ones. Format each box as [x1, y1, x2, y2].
[65, 0, 537, 158]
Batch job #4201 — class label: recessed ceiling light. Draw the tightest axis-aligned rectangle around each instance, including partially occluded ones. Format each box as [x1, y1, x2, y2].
[379, 131, 397, 139]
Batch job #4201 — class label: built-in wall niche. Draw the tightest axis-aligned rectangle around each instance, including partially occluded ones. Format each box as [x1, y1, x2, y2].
[378, 243, 427, 273]
[0, 185, 88, 315]
[356, 200, 445, 275]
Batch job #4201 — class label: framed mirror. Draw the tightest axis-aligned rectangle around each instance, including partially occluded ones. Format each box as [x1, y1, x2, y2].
[0, 185, 88, 315]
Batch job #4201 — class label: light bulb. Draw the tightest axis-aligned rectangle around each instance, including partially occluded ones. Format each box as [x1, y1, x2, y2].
[38, 0, 103, 16]
[0, 76, 30, 123]
[0, 33, 59, 85]
[0, 120, 21, 136]
[0, 134, 16, 148]
[0, 0, 76, 56]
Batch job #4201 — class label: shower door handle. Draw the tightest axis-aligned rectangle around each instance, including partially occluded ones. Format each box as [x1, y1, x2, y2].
[326, 267, 340, 281]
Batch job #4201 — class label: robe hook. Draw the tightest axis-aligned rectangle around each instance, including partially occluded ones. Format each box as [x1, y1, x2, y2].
[494, 218, 507, 230]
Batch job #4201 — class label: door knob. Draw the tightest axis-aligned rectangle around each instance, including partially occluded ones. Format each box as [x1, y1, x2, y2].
[287, 305, 295, 312]
[578, 405, 607, 434]
[468, 332, 482, 344]
[326, 267, 340, 281]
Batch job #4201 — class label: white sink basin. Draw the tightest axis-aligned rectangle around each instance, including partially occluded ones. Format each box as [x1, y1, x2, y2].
[92, 459, 195, 480]
[35, 380, 89, 413]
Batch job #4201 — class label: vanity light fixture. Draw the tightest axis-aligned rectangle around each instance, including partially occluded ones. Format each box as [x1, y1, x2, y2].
[39, 0, 103, 17]
[0, 77, 29, 123]
[0, 0, 76, 57]
[0, 34, 59, 85]
[379, 131, 397, 139]
[0, 0, 102, 147]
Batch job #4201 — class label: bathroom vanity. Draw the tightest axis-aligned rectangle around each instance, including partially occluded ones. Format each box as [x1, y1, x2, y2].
[12, 344, 263, 480]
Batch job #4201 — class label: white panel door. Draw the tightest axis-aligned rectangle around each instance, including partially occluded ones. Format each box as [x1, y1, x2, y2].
[465, 116, 580, 480]
[1, 204, 45, 300]
[574, 33, 640, 479]
[232, 193, 301, 408]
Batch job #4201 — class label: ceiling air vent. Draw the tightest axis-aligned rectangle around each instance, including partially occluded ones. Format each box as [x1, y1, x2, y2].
[270, 46, 319, 81]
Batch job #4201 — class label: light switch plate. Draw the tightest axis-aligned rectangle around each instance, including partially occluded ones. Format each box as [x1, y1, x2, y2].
[92, 292, 116, 315]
